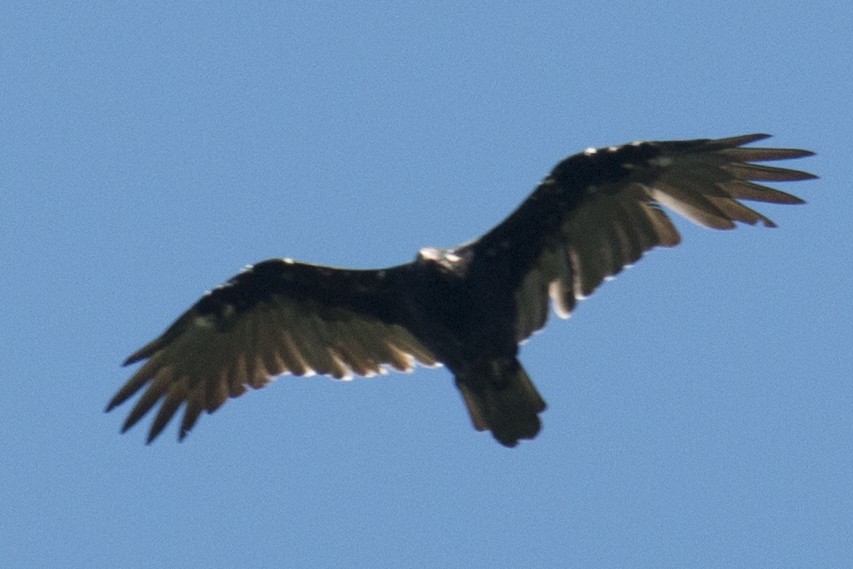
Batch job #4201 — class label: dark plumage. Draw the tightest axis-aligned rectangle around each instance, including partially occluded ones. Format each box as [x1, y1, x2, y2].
[108, 134, 816, 446]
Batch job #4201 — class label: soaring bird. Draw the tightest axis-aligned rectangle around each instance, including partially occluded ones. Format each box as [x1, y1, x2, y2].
[108, 133, 815, 447]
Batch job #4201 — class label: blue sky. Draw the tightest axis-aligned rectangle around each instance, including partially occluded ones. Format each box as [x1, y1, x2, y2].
[3, 3, 851, 568]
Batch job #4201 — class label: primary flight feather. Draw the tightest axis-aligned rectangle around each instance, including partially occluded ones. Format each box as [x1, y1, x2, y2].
[108, 133, 816, 447]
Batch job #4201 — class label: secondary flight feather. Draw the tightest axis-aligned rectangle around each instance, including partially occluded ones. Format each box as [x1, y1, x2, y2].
[108, 133, 816, 446]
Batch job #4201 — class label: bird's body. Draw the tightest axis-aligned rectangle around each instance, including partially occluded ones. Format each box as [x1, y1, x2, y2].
[109, 134, 816, 446]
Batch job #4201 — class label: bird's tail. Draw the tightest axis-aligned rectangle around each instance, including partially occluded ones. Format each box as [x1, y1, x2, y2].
[455, 359, 547, 447]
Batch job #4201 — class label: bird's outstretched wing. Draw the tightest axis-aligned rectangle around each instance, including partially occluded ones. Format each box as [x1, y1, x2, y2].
[108, 259, 437, 442]
[460, 134, 816, 342]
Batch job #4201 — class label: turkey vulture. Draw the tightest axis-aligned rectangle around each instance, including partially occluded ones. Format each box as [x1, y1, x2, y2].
[108, 133, 815, 447]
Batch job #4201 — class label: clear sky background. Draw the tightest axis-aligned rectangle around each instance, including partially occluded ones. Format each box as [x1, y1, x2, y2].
[3, 3, 851, 568]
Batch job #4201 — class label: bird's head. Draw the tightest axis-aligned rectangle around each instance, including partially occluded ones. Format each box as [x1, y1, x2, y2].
[416, 247, 466, 274]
